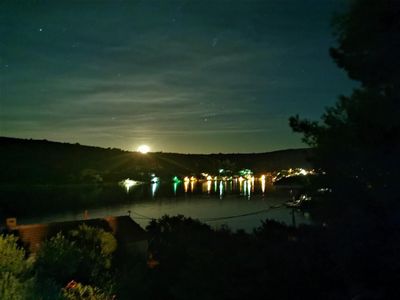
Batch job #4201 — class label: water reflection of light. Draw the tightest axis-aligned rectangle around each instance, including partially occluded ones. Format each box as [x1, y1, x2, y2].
[261, 178, 266, 194]
[190, 181, 195, 192]
[184, 181, 189, 193]
[171, 177, 270, 198]
[239, 178, 244, 193]
[119, 179, 138, 193]
[247, 180, 252, 198]
[201, 181, 212, 193]
[151, 182, 159, 198]
[242, 180, 251, 199]
[173, 182, 179, 196]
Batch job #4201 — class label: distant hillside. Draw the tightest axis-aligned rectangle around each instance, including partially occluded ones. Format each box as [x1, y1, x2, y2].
[0, 137, 312, 184]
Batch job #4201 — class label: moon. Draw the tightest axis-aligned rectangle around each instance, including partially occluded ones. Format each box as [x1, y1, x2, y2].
[137, 144, 150, 154]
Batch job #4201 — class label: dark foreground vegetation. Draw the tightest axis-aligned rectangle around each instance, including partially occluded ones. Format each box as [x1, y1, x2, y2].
[1, 214, 399, 300]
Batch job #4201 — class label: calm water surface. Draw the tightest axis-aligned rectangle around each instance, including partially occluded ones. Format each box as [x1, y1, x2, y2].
[3, 179, 311, 231]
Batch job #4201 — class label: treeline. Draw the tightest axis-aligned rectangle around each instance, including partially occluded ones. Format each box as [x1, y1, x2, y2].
[2, 215, 398, 299]
[0, 137, 311, 184]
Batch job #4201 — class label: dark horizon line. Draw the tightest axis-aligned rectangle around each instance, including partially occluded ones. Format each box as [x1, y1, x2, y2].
[0, 136, 310, 156]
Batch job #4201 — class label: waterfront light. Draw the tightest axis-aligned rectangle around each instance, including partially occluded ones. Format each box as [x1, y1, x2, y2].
[299, 169, 307, 175]
[172, 176, 181, 183]
[151, 176, 159, 183]
[120, 178, 138, 192]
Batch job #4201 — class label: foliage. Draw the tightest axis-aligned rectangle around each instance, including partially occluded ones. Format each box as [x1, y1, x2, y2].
[34, 225, 117, 290]
[0, 235, 32, 300]
[29, 277, 65, 300]
[0, 227, 118, 299]
[35, 233, 81, 285]
[329, 0, 400, 88]
[69, 224, 117, 257]
[68, 224, 117, 286]
[141, 215, 348, 300]
[290, 0, 400, 198]
[0, 235, 26, 275]
[0, 272, 30, 300]
[1, 212, 399, 299]
[62, 281, 112, 300]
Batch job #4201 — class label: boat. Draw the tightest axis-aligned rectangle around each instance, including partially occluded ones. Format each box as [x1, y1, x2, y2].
[285, 194, 312, 208]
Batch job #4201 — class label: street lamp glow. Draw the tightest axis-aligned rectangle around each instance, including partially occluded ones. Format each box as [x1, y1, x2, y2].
[137, 144, 150, 154]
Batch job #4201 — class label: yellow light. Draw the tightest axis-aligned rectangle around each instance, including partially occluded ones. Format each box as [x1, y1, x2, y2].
[137, 144, 150, 154]
[260, 175, 266, 180]
[261, 178, 266, 194]
[120, 178, 137, 192]
[299, 169, 307, 175]
[184, 181, 189, 192]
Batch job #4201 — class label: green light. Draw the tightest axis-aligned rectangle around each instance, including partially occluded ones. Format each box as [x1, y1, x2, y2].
[239, 169, 253, 176]
[172, 176, 181, 183]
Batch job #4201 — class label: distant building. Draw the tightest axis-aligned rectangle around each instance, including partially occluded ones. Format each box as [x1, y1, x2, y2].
[4, 216, 148, 256]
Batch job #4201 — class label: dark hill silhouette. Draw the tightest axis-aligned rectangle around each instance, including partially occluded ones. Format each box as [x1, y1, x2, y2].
[0, 137, 311, 184]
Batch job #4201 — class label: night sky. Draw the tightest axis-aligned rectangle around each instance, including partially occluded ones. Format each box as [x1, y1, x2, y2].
[1, 0, 355, 153]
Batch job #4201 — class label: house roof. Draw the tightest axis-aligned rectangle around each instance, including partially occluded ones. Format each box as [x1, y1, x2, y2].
[12, 216, 148, 254]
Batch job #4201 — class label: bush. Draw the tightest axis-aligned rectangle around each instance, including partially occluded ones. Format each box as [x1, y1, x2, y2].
[0, 235, 26, 275]
[35, 233, 81, 285]
[62, 281, 113, 300]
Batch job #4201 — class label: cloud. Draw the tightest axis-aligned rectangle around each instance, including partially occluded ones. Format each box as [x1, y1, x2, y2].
[1, 0, 354, 152]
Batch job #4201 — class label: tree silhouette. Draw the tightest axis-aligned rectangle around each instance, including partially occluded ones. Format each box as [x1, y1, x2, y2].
[290, 0, 400, 198]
